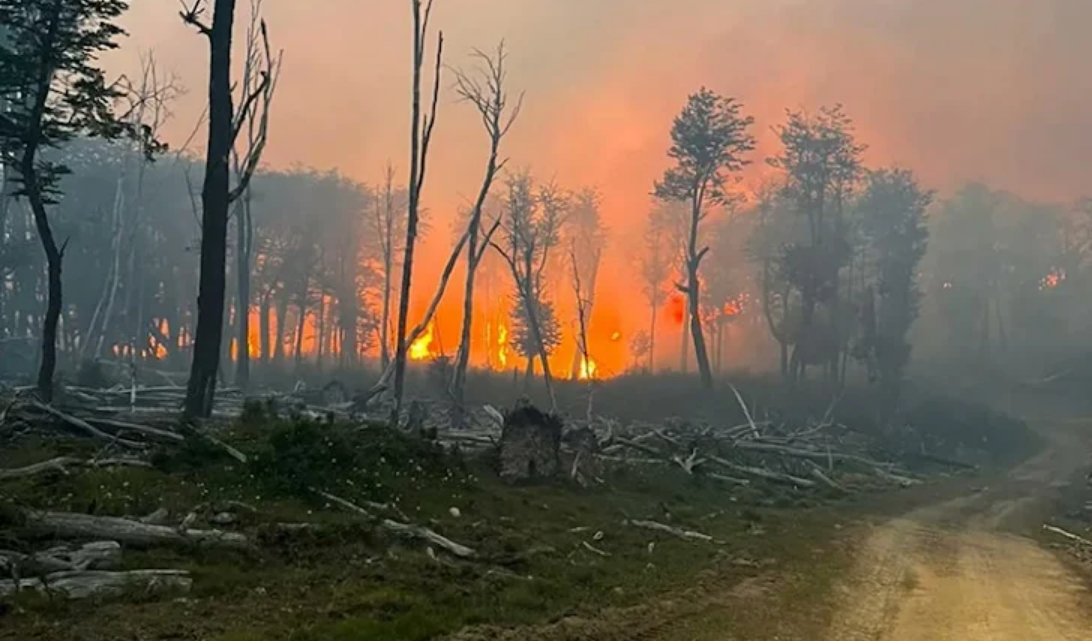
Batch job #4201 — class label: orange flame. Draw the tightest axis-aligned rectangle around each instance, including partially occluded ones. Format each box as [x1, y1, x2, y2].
[409, 321, 437, 361]
[497, 322, 509, 368]
[577, 355, 598, 380]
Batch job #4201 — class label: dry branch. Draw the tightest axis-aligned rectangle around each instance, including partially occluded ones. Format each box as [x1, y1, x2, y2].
[627, 519, 713, 542]
[709, 455, 816, 488]
[0, 456, 82, 480]
[27, 401, 144, 448]
[1043, 524, 1092, 547]
[315, 489, 475, 559]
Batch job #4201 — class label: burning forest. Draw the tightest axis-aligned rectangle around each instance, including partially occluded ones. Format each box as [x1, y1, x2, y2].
[2, 0, 1092, 639]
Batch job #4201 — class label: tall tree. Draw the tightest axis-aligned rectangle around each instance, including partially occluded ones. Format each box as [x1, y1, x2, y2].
[449, 41, 521, 427]
[565, 188, 605, 379]
[0, 0, 156, 401]
[391, 0, 443, 423]
[654, 88, 754, 389]
[639, 210, 672, 372]
[768, 105, 864, 382]
[492, 171, 565, 409]
[180, 0, 276, 417]
[855, 168, 931, 412]
[232, 0, 282, 390]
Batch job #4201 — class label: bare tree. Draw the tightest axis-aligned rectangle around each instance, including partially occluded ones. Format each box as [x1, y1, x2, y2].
[391, 0, 443, 423]
[565, 188, 605, 379]
[232, 0, 283, 390]
[640, 207, 674, 372]
[180, 0, 278, 417]
[369, 164, 406, 369]
[655, 88, 754, 390]
[448, 41, 522, 426]
[491, 172, 566, 410]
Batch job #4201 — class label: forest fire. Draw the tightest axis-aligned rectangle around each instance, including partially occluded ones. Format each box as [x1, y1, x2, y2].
[577, 355, 598, 380]
[409, 321, 437, 361]
[1040, 268, 1065, 290]
[496, 323, 509, 368]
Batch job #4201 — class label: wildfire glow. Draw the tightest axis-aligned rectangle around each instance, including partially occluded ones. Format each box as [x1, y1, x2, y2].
[409, 321, 436, 361]
[577, 355, 598, 380]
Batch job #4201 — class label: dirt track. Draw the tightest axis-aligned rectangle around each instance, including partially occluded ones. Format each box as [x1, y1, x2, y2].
[825, 417, 1092, 640]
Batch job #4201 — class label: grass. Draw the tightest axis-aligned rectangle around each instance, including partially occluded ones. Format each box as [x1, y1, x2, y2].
[0, 379, 1039, 641]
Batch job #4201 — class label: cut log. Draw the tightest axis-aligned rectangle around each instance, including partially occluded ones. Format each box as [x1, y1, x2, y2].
[626, 519, 713, 542]
[22, 511, 248, 549]
[0, 569, 191, 600]
[709, 456, 816, 488]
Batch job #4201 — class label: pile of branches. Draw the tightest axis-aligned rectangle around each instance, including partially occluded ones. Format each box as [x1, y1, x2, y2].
[578, 387, 923, 492]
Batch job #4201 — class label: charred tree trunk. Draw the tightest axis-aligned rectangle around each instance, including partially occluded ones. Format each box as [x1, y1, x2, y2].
[234, 193, 252, 389]
[184, 0, 237, 419]
[258, 291, 271, 368]
[273, 295, 287, 365]
[686, 196, 713, 389]
[648, 303, 657, 372]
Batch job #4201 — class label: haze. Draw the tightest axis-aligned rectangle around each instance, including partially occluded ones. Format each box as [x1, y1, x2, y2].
[103, 0, 1092, 372]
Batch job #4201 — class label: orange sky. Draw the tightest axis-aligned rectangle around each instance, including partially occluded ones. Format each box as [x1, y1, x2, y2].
[108, 0, 1092, 373]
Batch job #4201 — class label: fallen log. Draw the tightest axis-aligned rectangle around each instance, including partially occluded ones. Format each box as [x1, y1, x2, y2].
[84, 417, 184, 444]
[0, 541, 121, 576]
[0, 569, 191, 600]
[0, 456, 151, 480]
[22, 511, 248, 549]
[0, 456, 82, 480]
[27, 401, 144, 449]
[626, 519, 713, 542]
[709, 456, 816, 488]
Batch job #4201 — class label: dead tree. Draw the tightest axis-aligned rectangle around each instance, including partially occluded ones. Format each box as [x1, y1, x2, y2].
[449, 41, 523, 427]
[371, 164, 405, 370]
[232, 0, 283, 391]
[565, 188, 604, 379]
[391, 0, 444, 424]
[82, 54, 182, 363]
[180, 0, 278, 417]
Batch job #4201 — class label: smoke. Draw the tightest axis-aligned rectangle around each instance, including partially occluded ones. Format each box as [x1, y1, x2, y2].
[111, 0, 1092, 371]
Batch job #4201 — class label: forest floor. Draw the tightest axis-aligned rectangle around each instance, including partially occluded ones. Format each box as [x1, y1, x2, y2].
[0, 380, 1063, 641]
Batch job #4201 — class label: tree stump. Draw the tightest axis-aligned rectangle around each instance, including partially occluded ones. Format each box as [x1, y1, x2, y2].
[499, 404, 562, 483]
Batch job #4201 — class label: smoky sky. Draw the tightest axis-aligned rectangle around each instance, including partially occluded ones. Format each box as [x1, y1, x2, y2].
[118, 0, 1091, 217]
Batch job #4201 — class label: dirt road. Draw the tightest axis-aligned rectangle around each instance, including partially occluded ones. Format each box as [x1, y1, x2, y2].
[825, 417, 1092, 640]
